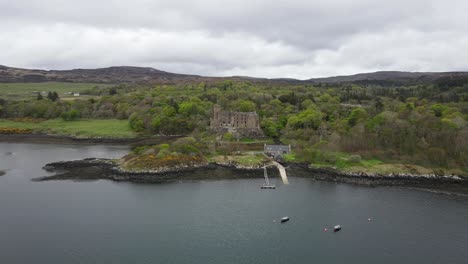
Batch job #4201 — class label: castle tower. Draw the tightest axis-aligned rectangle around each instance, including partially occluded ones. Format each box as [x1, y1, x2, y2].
[211, 105, 222, 128]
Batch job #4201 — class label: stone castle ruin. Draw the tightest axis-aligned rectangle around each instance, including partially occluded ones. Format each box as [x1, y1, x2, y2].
[210, 105, 264, 138]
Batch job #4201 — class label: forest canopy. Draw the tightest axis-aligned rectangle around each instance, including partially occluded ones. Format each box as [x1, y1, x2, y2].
[0, 80, 467, 172]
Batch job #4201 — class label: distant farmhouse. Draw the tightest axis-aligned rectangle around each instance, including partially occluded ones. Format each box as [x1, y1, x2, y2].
[32, 91, 47, 96]
[64, 92, 80, 97]
[210, 105, 264, 138]
[264, 144, 291, 157]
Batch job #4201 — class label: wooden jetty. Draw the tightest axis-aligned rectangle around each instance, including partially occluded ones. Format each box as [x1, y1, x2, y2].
[261, 166, 276, 189]
[271, 161, 289, 185]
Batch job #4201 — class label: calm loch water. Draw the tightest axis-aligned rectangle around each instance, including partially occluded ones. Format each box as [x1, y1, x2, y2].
[0, 143, 467, 264]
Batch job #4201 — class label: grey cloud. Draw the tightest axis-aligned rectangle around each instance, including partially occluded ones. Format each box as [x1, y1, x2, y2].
[0, 0, 467, 78]
[0, 0, 434, 48]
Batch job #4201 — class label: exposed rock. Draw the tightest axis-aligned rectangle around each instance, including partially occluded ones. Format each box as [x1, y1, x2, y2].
[35, 158, 468, 195]
[0, 171, 5, 176]
[212, 159, 264, 170]
[36, 158, 263, 183]
[287, 164, 467, 195]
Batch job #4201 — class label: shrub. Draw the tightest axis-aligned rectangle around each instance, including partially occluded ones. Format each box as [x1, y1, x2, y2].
[132, 146, 150, 155]
[427, 147, 448, 167]
[0, 127, 33, 134]
[129, 113, 145, 132]
[60, 110, 80, 121]
[283, 153, 296, 162]
[349, 155, 362, 163]
[223, 132, 234, 141]
[432, 168, 446, 176]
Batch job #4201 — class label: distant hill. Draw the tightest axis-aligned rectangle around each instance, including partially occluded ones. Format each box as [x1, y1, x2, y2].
[0, 65, 208, 84]
[306, 71, 468, 86]
[0, 65, 467, 86]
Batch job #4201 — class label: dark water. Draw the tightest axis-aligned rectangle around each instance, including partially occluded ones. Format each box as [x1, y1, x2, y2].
[0, 143, 467, 264]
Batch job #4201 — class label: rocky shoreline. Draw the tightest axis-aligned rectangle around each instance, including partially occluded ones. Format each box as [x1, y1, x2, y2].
[36, 158, 265, 183]
[287, 163, 467, 195]
[35, 158, 468, 195]
[0, 134, 181, 146]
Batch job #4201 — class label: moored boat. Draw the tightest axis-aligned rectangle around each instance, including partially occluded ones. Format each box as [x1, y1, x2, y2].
[333, 225, 341, 232]
[281, 216, 290, 223]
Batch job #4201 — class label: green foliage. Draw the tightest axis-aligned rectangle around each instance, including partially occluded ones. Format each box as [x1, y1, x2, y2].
[261, 117, 283, 138]
[178, 98, 208, 116]
[430, 103, 448, 117]
[172, 137, 201, 155]
[109, 88, 117, 95]
[47, 91, 59, 102]
[427, 147, 448, 167]
[406, 102, 415, 110]
[132, 146, 150, 155]
[301, 99, 316, 109]
[129, 113, 145, 132]
[348, 107, 368, 126]
[306, 150, 382, 170]
[366, 113, 386, 132]
[287, 108, 323, 129]
[231, 154, 265, 167]
[233, 99, 256, 112]
[162, 106, 177, 117]
[125, 137, 208, 171]
[1, 79, 467, 172]
[279, 92, 298, 105]
[60, 110, 80, 121]
[283, 153, 296, 162]
[223, 132, 234, 141]
[349, 155, 362, 163]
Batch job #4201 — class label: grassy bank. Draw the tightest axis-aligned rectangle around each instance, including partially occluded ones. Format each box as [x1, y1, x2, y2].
[121, 137, 269, 172]
[209, 154, 267, 167]
[0, 82, 111, 100]
[0, 119, 136, 138]
[307, 152, 467, 177]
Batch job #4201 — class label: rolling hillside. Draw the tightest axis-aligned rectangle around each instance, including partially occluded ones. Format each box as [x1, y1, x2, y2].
[1, 65, 468, 86]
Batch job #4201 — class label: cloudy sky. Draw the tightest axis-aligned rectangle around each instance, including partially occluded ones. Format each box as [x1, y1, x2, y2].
[1, 0, 467, 79]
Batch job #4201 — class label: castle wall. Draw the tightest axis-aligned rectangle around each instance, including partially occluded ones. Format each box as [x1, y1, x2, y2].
[210, 105, 263, 137]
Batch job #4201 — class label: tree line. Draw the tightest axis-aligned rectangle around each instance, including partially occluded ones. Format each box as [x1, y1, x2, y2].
[0, 80, 467, 171]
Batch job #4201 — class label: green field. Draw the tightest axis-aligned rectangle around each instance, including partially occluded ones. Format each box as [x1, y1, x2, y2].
[0, 119, 137, 138]
[0, 82, 112, 100]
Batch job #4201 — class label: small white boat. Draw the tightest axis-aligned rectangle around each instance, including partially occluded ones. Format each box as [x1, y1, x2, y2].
[281, 217, 290, 223]
[333, 225, 341, 232]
